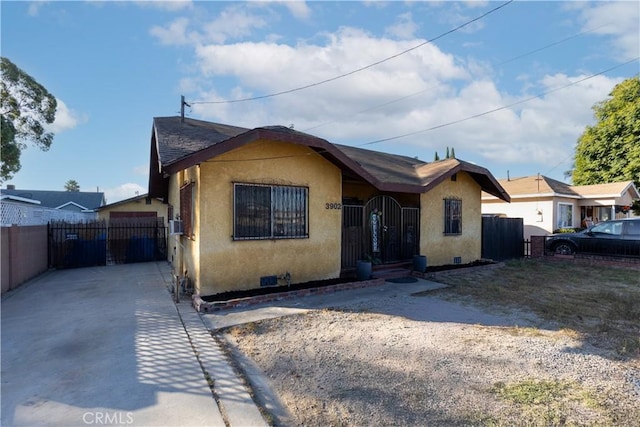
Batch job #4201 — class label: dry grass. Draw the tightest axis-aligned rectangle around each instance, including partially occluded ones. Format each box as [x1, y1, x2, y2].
[433, 258, 640, 359]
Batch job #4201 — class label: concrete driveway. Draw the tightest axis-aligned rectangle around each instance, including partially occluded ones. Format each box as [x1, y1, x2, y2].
[1, 262, 230, 427]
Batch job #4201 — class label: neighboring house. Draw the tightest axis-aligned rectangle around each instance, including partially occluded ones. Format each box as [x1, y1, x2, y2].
[1, 186, 106, 212]
[1, 186, 105, 226]
[481, 175, 640, 239]
[96, 193, 168, 222]
[148, 116, 510, 296]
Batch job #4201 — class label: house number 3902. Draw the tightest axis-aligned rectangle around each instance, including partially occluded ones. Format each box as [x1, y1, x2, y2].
[325, 203, 342, 210]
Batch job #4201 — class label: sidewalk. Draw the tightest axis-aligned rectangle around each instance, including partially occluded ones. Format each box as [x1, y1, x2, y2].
[1, 262, 265, 427]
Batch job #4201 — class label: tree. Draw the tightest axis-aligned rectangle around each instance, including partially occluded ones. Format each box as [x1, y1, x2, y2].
[434, 151, 440, 161]
[572, 77, 640, 188]
[64, 180, 80, 192]
[0, 57, 57, 181]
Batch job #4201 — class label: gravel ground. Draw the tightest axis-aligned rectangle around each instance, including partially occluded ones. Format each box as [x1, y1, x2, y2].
[222, 285, 640, 426]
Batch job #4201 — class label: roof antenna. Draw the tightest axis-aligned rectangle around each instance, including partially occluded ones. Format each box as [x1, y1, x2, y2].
[180, 95, 190, 123]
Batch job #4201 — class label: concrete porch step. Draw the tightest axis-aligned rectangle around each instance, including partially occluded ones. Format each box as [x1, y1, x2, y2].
[372, 262, 414, 280]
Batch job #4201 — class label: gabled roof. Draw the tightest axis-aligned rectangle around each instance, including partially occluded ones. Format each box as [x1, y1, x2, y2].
[0, 194, 41, 205]
[96, 193, 161, 211]
[0, 188, 106, 211]
[570, 181, 640, 199]
[335, 144, 510, 199]
[482, 175, 639, 201]
[483, 175, 578, 199]
[149, 116, 509, 202]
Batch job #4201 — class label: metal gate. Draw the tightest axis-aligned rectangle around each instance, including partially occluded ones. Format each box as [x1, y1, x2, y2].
[49, 218, 167, 269]
[341, 196, 419, 269]
[481, 216, 524, 261]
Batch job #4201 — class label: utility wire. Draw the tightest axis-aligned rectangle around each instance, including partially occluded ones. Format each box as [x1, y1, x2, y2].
[205, 60, 638, 164]
[497, 23, 609, 65]
[303, 23, 611, 133]
[357, 57, 639, 147]
[188, 0, 513, 105]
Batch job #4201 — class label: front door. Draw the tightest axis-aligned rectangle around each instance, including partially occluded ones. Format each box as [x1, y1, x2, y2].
[364, 196, 402, 264]
[341, 195, 419, 269]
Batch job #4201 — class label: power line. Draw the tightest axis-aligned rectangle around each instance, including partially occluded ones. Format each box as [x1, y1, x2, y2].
[203, 61, 638, 164]
[188, 0, 514, 105]
[302, 22, 609, 134]
[357, 57, 639, 147]
[497, 23, 609, 66]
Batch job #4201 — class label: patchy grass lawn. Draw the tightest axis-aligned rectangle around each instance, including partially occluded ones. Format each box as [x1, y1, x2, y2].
[432, 258, 640, 359]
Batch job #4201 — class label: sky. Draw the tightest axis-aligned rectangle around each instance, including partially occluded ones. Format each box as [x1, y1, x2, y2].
[1, 0, 639, 204]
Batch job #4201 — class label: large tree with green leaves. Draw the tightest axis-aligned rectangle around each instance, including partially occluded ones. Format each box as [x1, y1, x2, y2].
[1, 57, 57, 181]
[572, 76, 640, 188]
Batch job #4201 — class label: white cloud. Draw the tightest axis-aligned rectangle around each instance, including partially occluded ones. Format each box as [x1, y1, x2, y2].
[152, 3, 629, 179]
[48, 99, 87, 133]
[134, 0, 193, 12]
[104, 183, 147, 205]
[385, 13, 418, 40]
[280, 1, 311, 20]
[201, 6, 267, 44]
[150, 5, 268, 46]
[577, 2, 640, 60]
[27, 1, 50, 16]
[149, 17, 193, 46]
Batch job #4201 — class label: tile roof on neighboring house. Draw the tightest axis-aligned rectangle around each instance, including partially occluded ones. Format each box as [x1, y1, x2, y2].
[0, 188, 106, 211]
[149, 116, 510, 202]
[482, 175, 639, 200]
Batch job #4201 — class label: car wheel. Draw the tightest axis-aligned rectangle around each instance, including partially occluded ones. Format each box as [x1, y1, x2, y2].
[552, 242, 575, 255]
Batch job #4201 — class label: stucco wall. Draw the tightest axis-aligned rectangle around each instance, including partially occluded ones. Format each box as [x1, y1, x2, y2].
[167, 167, 200, 288]
[420, 172, 482, 266]
[190, 140, 343, 295]
[1, 225, 48, 294]
[97, 198, 168, 221]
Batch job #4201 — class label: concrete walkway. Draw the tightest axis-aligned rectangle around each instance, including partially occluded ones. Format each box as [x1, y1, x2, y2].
[1, 262, 265, 427]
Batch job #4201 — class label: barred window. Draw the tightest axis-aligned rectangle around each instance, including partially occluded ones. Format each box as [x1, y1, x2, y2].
[180, 183, 193, 238]
[444, 198, 462, 235]
[234, 183, 308, 240]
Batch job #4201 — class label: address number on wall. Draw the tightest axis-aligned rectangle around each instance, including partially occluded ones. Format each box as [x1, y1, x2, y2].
[325, 203, 342, 210]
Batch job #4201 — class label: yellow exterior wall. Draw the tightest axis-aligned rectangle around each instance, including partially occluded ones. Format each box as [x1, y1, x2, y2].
[167, 167, 200, 288]
[420, 172, 482, 266]
[97, 197, 168, 222]
[185, 140, 342, 295]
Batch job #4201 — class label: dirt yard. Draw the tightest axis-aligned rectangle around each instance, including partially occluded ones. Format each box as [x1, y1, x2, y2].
[221, 260, 640, 426]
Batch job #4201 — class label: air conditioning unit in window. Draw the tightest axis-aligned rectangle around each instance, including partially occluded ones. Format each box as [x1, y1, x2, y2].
[169, 220, 184, 235]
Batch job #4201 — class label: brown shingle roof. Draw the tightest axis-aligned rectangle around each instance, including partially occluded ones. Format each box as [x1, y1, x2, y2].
[570, 181, 639, 198]
[153, 116, 250, 166]
[488, 175, 578, 197]
[482, 175, 639, 200]
[149, 116, 509, 202]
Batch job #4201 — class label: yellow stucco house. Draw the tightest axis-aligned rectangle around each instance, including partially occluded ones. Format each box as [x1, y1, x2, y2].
[148, 116, 509, 296]
[482, 175, 640, 240]
[96, 193, 168, 222]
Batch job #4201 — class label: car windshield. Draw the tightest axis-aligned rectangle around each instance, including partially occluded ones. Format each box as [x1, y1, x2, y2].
[590, 221, 623, 235]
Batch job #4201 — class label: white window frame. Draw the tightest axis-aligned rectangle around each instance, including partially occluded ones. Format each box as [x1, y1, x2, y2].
[557, 203, 573, 229]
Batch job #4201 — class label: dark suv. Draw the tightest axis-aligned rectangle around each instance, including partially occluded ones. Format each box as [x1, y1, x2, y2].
[545, 218, 640, 257]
